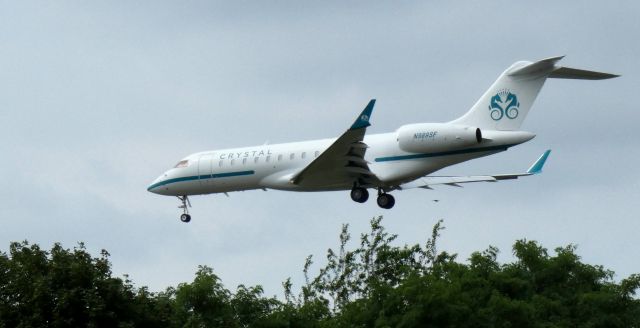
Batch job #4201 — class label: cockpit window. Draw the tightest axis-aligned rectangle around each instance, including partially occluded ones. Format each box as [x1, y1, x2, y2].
[174, 160, 189, 168]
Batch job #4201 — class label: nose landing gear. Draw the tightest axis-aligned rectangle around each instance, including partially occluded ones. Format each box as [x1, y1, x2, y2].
[178, 196, 191, 223]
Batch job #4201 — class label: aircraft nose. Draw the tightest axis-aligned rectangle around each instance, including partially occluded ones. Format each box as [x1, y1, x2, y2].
[147, 174, 166, 194]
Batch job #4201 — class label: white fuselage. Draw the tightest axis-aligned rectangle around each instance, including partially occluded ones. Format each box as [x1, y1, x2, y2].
[147, 128, 535, 197]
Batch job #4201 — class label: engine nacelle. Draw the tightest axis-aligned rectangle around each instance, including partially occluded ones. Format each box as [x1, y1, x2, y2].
[396, 123, 482, 153]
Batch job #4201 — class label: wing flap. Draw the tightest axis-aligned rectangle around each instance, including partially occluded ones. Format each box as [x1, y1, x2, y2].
[399, 150, 551, 190]
[400, 176, 497, 189]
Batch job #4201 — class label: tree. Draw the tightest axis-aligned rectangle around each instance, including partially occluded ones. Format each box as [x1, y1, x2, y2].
[1, 216, 638, 327]
[172, 265, 235, 327]
[0, 241, 164, 327]
[293, 217, 640, 327]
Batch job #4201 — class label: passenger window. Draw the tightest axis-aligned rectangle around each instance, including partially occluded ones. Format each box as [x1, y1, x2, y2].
[242, 158, 247, 165]
[231, 159, 236, 166]
[254, 157, 259, 163]
[301, 152, 306, 159]
[315, 151, 320, 157]
[277, 154, 283, 161]
[266, 155, 271, 162]
[219, 160, 223, 167]
[290, 153, 295, 160]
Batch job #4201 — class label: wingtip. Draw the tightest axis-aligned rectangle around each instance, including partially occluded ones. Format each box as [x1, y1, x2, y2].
[545, 55, 565, 62]
[350, 99, 376, 130]
[527, 149, 552, 174]
[363, 99, 376, 114]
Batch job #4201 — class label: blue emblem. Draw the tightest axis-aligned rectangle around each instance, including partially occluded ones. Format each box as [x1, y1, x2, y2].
[489, 89, 520, 121]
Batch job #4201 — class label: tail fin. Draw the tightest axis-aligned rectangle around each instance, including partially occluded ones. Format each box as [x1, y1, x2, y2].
[450, 56, 619, 131]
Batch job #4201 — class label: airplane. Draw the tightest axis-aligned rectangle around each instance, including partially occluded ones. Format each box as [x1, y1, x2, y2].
[147, 56, 618, 222]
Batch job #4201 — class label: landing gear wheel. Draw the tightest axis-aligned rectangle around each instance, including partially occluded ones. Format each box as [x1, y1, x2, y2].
[180, 214, 191, 223]
[376, 193, 395, 209]
[350, 187, 369, 203]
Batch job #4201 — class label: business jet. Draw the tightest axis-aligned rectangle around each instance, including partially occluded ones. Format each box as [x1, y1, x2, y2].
[148, 56, 617, 222]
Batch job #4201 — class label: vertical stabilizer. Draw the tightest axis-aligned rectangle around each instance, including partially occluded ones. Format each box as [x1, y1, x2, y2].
[450, 56, 618, 131]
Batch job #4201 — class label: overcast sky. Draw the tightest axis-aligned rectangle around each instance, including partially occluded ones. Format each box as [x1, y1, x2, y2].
[1, 1, 639, 297]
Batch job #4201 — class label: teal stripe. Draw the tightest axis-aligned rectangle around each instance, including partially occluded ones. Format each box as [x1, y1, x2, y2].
[201, 170, 256, 180]
[374, 144, 516, 162]
[147, 170, 255, 191]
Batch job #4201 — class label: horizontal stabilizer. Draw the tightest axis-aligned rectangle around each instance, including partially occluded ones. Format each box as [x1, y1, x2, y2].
[548, 67, 620, 80]
[506, 56, 619, 80]
[508, 56, 565, 77]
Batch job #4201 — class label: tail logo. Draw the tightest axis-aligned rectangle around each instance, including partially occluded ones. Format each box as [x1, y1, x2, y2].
[489, 89, 520, 121]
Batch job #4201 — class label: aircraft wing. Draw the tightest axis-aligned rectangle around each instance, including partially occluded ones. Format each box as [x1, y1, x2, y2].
[398, 150, 551, 190]
[290, 100, 380, 188]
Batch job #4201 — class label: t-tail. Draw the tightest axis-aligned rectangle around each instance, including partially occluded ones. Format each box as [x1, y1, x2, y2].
[450, 56, 619, 131]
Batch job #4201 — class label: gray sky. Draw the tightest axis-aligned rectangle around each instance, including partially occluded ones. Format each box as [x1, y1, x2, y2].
[1, 1, 639, 296]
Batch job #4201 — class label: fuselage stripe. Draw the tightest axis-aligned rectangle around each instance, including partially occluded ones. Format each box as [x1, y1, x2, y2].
[373, 144, 515, 162]
[147, 170, 255, 191]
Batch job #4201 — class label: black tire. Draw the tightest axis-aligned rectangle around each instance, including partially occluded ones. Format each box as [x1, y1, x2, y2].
[377, 194, 395, 209]
[385, 194, 395, 209]
[180, 214, 191, 223]
[350, 188, 369, 203]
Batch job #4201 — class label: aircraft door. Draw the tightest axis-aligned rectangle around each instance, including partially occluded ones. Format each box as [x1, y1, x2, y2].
[198, 154, 213, 188]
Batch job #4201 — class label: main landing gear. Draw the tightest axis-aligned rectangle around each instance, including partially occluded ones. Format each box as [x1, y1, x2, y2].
[350, 186, 395, 209]
[376, 191, 395, 209]
[350, 187, 369, 203]
[178, 196, 191, 223]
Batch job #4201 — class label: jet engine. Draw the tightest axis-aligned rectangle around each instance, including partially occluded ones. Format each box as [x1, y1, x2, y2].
[396, 123, 482, 153]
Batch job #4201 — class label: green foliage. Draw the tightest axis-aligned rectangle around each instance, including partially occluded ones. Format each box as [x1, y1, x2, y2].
[1, 216, 638, 327]
[0, 241, 164, 327]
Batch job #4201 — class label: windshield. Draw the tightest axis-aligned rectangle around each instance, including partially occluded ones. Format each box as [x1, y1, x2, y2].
[174, 160, 189, 168]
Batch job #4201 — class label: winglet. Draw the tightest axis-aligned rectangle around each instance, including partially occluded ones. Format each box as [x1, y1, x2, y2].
[350, 99, 376, 130]
[527, 150, 551, 174]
